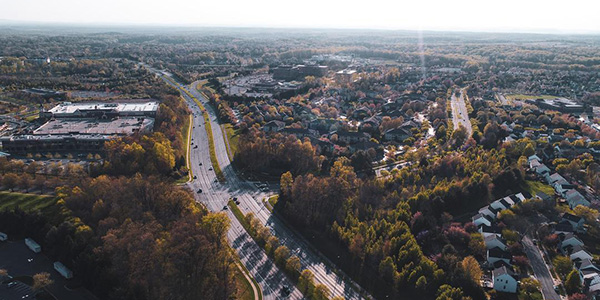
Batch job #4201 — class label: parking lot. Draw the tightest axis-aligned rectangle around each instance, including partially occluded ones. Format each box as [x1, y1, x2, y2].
[0, 240, 97, 300]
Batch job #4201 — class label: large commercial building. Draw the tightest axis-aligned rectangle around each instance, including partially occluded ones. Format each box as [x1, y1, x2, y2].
[1, 100, 158, 155]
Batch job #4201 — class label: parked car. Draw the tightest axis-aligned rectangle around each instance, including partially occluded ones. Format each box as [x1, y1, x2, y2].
[197, 189, 203, 194]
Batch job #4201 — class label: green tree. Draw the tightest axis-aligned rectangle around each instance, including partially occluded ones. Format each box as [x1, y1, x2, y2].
[312, 284, 331, 300]
[298, 269, 315, 295]
[274, 245, 290, 266]
[519, 277, 541, 300]
[285, 255, 301, 276]
[565, 269, 581, 294]
[436, 284, 464, 300]
[523, 143, 535, 157]
[553, 256, 574, 279]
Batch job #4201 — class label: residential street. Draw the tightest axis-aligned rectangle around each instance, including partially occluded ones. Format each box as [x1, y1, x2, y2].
[522, 235, 561, 300]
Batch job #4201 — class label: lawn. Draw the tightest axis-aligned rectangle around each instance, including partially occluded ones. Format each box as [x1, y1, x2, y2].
[223, 123, 240, 159]
[0, 191, 56, 213]
[522, 180, 555, 197]
[234, 267, 255, 300]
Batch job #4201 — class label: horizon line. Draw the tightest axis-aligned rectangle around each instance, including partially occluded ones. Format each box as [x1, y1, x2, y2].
[1, 19, 599, 36]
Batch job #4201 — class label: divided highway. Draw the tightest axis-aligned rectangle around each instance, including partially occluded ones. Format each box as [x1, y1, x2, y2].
[450, 88, 473, 137]
[186, 80, 369, 300]
[144, 64, 370, 299]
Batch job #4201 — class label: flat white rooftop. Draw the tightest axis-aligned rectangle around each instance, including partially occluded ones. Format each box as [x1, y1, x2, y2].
[47, 101, 159, 115]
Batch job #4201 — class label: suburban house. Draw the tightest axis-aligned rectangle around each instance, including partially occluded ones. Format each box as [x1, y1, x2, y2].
[546, 172, 567, 186]
[554, 221, 576, 235]
[383, 127, 412, 142]
[485, 235, 508, 251]
[280, 127, 318, 139]
[480, 224, 502, 238]
[263, 120, 285, 132]
[562, 213, 585, 232]
[576, 258, 600, 291]
[565, 189, 590, 209]
[490, 198, 511, 212]
[487, 247, 512, 266]
[478, 206, 499, 220]
[570, 245, 593, 262]
[493, 266, 518, 293]
[333, 131, 371, 144]
[560, 232, 585, 255]
[473, 213, 493, 228]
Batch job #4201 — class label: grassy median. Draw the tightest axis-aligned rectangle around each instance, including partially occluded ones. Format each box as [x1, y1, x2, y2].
[166, 77, 226, 183]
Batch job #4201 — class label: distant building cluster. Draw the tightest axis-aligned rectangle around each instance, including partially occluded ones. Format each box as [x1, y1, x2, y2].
[272, 64, 328, 81]
[525, 97, 587, 113]
[0, 100, 158, 155]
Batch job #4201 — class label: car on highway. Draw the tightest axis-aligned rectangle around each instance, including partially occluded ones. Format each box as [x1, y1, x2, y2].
[197, 189, 202, 194]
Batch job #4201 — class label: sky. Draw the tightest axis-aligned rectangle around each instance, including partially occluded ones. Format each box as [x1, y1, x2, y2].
[1, 0, 599, 34]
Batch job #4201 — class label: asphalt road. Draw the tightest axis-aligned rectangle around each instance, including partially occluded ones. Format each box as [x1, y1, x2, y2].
[144, 63, 369, 299]
[159, 76, 303, 300]
[186, 80, 368, 300]
[522, 236, 561, 300]
[450, 89, 473, 137]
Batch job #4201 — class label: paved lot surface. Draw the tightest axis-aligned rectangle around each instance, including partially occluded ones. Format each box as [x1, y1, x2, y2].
[0, 240, 96, 300]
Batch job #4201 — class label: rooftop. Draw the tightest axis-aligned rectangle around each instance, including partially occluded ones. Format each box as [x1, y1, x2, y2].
[33, 117, 154, 136]
[47, 101, 159, 116]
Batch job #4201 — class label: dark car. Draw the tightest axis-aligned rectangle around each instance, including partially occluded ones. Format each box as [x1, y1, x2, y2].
[193, 175, 197, 179]
[197, 189, 202, 193]
[281, 285, 291, 295]
[223, 206, 228, 210]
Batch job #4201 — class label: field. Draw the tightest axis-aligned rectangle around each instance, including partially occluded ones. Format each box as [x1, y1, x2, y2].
[0, 191, 56, 213]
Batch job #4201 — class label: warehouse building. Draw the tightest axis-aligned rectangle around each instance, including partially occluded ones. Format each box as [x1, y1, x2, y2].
[1, 100, 158, 155]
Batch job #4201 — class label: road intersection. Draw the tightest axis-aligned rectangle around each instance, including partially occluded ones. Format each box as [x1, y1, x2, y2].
[145, 64, 369, 299]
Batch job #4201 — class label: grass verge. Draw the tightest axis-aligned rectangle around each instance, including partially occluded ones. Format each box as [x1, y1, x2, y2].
[234, 264, 258, 300]
[223, 123, 239, 160]
[166, 76, 226, 183]
[175, 114, 193, 184]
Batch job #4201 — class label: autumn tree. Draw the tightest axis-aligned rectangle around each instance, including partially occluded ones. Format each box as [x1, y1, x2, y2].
[32, 272, 53, 292]
[461, 256, 482, 284]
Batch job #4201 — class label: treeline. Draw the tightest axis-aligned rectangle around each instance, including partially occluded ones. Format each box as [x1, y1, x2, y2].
[234, 128, 322, 177]
[277, 145, 526, 299]
[1, 175, 236, 300]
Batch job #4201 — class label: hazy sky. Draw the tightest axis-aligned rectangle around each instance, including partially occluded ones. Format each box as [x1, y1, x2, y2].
[1, 0, 599, 33]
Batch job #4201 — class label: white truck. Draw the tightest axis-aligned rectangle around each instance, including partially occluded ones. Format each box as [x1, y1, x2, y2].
[0, 232, 7, 241]
[24, 238, 41, 253]
[53, 261, 73, 279]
